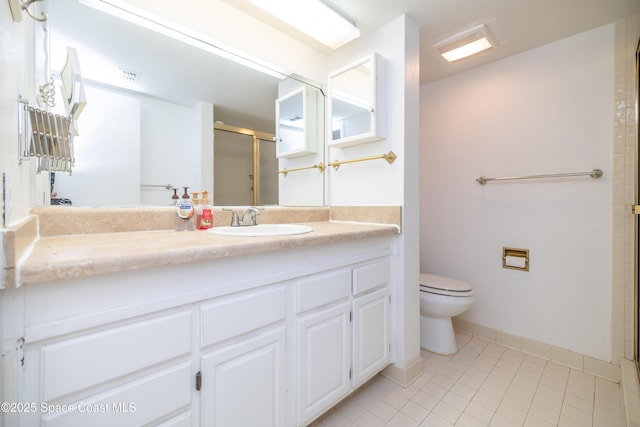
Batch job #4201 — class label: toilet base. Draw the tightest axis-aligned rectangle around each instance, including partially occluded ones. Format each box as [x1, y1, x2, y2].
[420, 316, 458, 355]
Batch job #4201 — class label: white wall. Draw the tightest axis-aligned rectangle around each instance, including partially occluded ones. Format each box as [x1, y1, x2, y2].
[140, 98, 210, 206]
[0, 2, 37, 227]
[420, 24, 614, 361]
[329, 16, 422, 379]
[53, 85, 211, 207]
[327, 22, 410, 206]
[54, 85, 141, 206]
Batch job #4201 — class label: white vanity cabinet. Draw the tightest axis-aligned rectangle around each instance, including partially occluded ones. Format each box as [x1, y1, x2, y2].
[199, 285, 287, 426]
[295, 269, 353, 424]
[22, 311, 194, 427]
[5, 236, 395, 427]
[351, 259, 392, 388]
[295, 258, 391, 426]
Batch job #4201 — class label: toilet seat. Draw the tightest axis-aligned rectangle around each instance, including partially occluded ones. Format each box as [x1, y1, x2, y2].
[420, 273, 474, 297]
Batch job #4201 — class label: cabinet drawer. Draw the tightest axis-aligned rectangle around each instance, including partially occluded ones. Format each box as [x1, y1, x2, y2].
[201, 285, 285, 347]
[352, 258, 391, 296]
[42, 362, 192, 427]
[41, 311, 192, 402]
[296, 269, 351, 313]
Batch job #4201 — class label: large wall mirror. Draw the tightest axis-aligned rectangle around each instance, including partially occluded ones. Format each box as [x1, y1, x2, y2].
[46, 0, 325, 207]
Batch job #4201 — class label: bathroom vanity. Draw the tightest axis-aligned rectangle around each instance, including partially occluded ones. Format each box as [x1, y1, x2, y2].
[1, 207, 400, 426]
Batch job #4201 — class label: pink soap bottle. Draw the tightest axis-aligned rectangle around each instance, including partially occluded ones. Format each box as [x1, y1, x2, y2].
[198, 191, 213, 230]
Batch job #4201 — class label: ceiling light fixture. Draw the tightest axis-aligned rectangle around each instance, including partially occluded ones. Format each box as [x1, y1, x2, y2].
[81, 0, 288, 79]
[248, 0, 359, 49]
[434, 23, 497, 62]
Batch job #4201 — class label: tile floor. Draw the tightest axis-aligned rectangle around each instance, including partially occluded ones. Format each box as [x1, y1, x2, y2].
[312, 332, 623, 427]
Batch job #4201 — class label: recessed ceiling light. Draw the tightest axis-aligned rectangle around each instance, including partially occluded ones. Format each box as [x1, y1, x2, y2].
[434, 23, 497, 62]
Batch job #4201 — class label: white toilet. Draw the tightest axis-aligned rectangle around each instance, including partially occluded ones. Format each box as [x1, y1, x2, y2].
[420, 273, 474, 355]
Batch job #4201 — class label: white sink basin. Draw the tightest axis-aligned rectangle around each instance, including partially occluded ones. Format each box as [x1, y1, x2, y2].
[207, 224, 313, 237]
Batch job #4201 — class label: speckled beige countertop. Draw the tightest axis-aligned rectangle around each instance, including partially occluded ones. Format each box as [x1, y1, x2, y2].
[5, 206, 401, 287]
[19, 221, 399, 285]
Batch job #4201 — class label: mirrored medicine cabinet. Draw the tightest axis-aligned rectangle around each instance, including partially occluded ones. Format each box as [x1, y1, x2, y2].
[329, 53, 386, 148]
[275, 86, 319, 158]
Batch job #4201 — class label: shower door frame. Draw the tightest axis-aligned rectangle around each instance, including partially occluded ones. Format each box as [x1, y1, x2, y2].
[214, 122, 276, 206]
[636, 37, 640, 372]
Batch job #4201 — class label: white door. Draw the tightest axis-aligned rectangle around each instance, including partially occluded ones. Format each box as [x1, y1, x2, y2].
[352, 288, 390, 387]
[200, 327, 286, 427]
[296, 302, 351, 425]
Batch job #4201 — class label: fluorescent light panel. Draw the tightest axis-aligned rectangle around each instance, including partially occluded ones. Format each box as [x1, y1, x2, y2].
[81, 0, 288, 79]
[248, 0, 359, 49]
[434, 23, 496, 62]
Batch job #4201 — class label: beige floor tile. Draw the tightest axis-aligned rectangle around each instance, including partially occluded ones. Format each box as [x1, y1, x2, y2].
[560, 402, 592, 425]
[450, 381, 478, 400]
[411, 390, 440, 411]
[401, 400, 431, 423]
[328, 333, 623, 427]
[456, 412, 489, 427]
[495, 401, 527, 425]
[386, 411, 421, 427]
[353, 411, 385, 427]
[432, 400, 463, 424]
[422, 381, 449, 400]
[523, 414, 556, 427]
[368, 399, 397, 422]
[420, 412, 454, 427]
[471, 390, 502, 413]
[463, 402, 494, 424]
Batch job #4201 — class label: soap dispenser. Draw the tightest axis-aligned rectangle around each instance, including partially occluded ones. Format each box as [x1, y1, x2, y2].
[176, 187, 195, 231]
[170, 188, 179, 206]
[198, 191, 213, 230]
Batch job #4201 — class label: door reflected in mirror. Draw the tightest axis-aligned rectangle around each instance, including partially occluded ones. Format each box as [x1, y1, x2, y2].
[329, 53, 385, 148]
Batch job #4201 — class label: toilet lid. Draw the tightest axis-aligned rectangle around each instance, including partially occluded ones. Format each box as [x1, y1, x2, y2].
[420, 273, 474, 297]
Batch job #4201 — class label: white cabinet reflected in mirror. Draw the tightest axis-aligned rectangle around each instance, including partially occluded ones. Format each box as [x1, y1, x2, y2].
[329, 53, 385, 148]
[276, 86, 318, 158]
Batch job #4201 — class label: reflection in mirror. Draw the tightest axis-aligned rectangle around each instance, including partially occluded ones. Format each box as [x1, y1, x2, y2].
[276, 86, 318, 158]
[46, 0, 323, 207]
[329, 53, 385, 148]
[213, 123, 277, 206]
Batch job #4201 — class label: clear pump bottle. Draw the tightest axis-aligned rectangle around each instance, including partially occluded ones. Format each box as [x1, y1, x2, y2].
[176, 187, 195, 231]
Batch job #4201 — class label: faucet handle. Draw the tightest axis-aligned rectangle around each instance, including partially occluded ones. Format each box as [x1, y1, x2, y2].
[244, 206, 263, 226]
[222, 208, 241, 226]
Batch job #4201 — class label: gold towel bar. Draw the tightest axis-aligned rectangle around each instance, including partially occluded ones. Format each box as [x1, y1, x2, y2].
[277, 163, 325, 176]
[329, 151, 397, 170]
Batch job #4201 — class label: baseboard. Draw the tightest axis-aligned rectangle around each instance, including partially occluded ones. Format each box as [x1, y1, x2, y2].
[381, 355, 423, 387]
[621, 359, 640, 426]
[453, 318, 620, 382]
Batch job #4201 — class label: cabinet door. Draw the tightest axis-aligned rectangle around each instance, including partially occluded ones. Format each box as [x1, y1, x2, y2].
[352, 288, 390, 387]
[296, 302, 351, 425]
[275, 86, 318, 158]
[201, 326, 286, 427]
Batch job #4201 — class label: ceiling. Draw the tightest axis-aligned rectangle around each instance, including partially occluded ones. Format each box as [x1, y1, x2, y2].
[49, 0, 640, 128]
[331, 0, 640, 83]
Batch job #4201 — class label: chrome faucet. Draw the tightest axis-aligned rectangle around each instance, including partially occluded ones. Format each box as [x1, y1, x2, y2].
[222, 207, 263, 226]
[241, 206, 262, 226]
